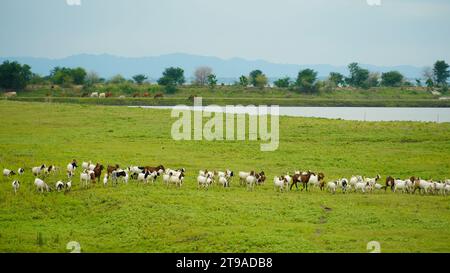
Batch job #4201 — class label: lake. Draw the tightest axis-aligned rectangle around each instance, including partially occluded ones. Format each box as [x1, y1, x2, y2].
[132, 106, 450, 123]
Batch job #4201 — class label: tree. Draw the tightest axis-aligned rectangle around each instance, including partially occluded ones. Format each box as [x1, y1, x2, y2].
[346, 63, 369, 87]
[433, 60, 450, 87]
[29, 73, 46, 85]
[249, 70, 263, 87]
[194, 67, 212, 86]
[296, 69, 318, 92]
[328, 72, 345, 87]
[109, 74, 127, 84]
[207, 74, 217, 88]
[254, 74, 268, 89]
[415, 79, 422, 87]
[239, 75, 249, 87]
[132, 74, 148, 85]
[50, 66, 86, 85]
[157, 67, 185, 93]
[381, 71, 404, 87]
[84, 71, 101, 87]
[426, 78, 434, 89]
[71, 67, 87, 85]
[423, 67, 434, 87]
[274, 77, 290, 88]
[365, 72, 380, 88]
[158, 67, 185, 86]
[0, 61, 32, 90]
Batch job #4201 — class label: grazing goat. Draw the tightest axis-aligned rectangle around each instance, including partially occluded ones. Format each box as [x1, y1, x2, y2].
[167, 173, 184, 187]
[107, 164, 120, 175]
[412, 179, 433, 194]
[365, 174, 381, 188]
[273, 176, 288, 192]
[217, 170, 234, 178]
[32, 164, 46, 176]
[309, 173, 325, 189]
[337, 178, 348, 193]
[128, 166, 144, 179]
[431, 181, 445, 195]
[3, 168, 16, 177]
[394, 180, 407, 193]
[144, 165, 165, 176]
[103, 174, 108, 186]
[444, 184, 450, 196]
[137, 171, 158, 184]
[12, 180, 20, 194]
[66, 181, 72, 192]
[99, 93, 106, 98]
[327, 181, 337, 194]
[67, 160, 77, 177]
[80, 170, 94, 188]
[354, 182, 370, 193]
[218, 176, 231, 188]
[255, 171, 266, 186]
[93, 164, 104, 183]
[18, 168, 24, 175]
[349, 175, 363, 189]
[90, 92, 99, 97]
[55, 181, 65, 192]
[34, 178, 51, 193]
[112, 170, 129, 184]
[239, 171, 255, 186]
[81, 161, 91, 170]
[197, 174, 213, 189]
[45, 165, 57, 175]
[245, 175, 260, 191]
[385, 176, 395, 191]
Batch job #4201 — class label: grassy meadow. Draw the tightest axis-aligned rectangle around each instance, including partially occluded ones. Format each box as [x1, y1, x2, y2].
[0, 101, 449, 252]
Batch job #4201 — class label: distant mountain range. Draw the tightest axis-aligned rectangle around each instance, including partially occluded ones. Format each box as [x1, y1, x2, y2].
[0, 53, 425, 82]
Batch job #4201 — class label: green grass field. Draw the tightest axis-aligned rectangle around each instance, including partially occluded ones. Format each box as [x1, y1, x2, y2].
[0, 101, 449, 253]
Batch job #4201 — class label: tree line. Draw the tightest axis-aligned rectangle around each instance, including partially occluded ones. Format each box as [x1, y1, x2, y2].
[0, 60, 448, 93]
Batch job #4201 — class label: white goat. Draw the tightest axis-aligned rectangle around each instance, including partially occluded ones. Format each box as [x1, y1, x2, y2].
[55, 181, 65, 192]
[349, 175, 363, 189]
[103, 173, 108, 186]
[394, 180, 407, 193]
[168, 173, 184, 187]
[326, 181, 337, 194]
[34, 178, 50, 193]
[239, 171, 254, 185]
[3, 168, 16, 177]
[80, 171, 93, 188]
[354, 182, 369, 193]
[273, 176, 287, 192]
[218, 176, 231, 188]
[12, 180, 20, 194]
[32, 164, 46, 176]
[197, 175, 213, 189]
[245, 175, 258, 191]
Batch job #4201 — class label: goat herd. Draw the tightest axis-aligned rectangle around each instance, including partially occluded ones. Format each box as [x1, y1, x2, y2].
[2, 159, 450, 196]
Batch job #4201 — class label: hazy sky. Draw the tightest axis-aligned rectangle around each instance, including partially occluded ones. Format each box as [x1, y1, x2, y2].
[0, 0, 449, 66]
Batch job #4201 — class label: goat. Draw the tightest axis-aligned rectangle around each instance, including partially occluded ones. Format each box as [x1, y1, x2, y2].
[34, 178, 51, 193]
[32, 164, 46, 176]
[3, 168, 16, 177]
[12, 180, 20, 194]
